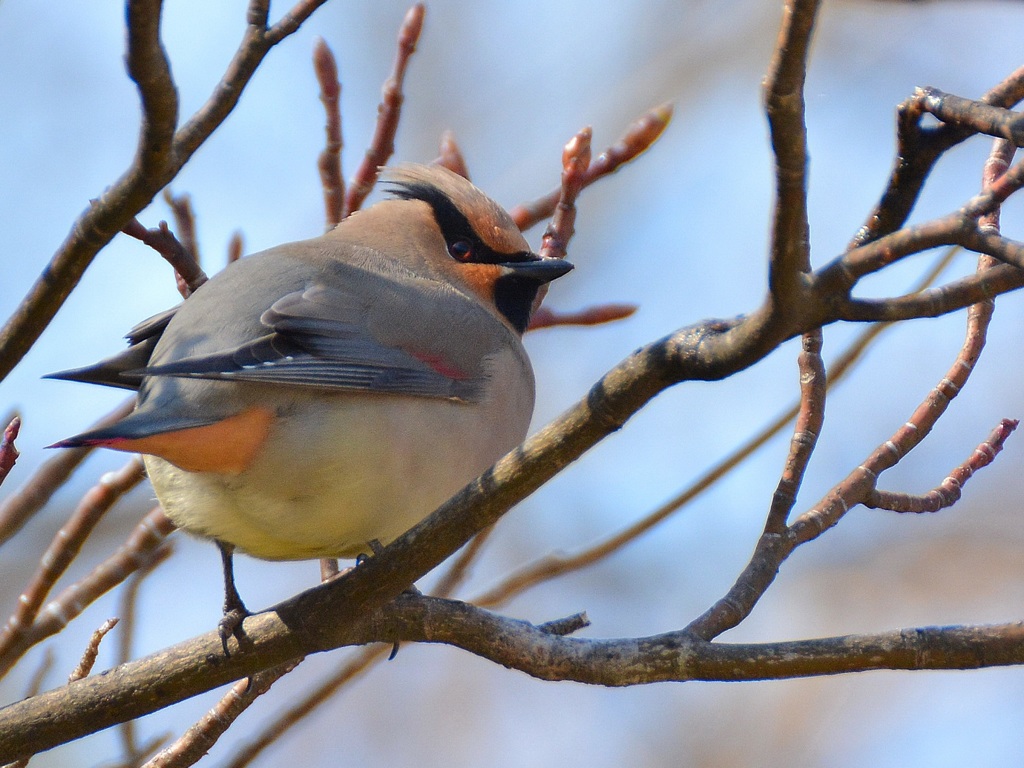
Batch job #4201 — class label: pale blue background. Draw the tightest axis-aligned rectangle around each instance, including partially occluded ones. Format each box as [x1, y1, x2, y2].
[2, 1, 1024, 766]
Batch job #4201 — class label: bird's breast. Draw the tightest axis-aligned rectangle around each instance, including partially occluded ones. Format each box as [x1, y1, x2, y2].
[148, 347, 535, 560]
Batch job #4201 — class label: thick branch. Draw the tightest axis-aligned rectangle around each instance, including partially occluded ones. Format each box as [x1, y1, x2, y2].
[5, 593, 1024, 761]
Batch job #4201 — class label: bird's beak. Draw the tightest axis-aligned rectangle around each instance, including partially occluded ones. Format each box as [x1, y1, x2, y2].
[498, 256, 574, 284]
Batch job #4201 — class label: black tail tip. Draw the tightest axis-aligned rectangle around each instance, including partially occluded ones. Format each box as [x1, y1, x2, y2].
[45, 437, 97, 450]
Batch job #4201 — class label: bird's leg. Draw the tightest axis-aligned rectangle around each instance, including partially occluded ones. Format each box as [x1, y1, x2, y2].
[217, 540, 250, 655]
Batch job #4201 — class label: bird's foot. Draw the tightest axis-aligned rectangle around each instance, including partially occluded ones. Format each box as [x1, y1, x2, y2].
[218, 605, 251, 656]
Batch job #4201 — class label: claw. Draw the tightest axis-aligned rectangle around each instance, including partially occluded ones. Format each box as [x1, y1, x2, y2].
[218, 605, 251, 656]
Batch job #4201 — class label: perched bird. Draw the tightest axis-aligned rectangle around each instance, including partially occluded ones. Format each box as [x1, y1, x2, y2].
[49, 164, 572, 647]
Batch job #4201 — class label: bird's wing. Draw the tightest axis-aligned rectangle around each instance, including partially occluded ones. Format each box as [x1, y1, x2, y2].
[135, 284, 486, 402]
[45, 305, 181, 391]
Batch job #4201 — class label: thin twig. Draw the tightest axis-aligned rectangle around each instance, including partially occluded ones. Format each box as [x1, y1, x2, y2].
[343, 4, 425, 217]
[69, 618, 119, 683]
[863, 140, 1016, 515]
[432, 130, 470, 179]
[0, 458, 146, 673]
[0, 506, 175, 678]
[142, 661, 302, 768]
[910, 87, 1024, 147]
[226, 231, 245, 265]
[766, 329, 826, 532]
[978, 138, 1016, 234]
[867, 419, 1017, 513]
[23, 649, 53, 700]
[431, 527, 496, 599]
[161, 190, 201, 266]
[527, 303, 637, 331]
[690, 213, 1004, 640]
[510, 103, 673, 231]
[313, 37, 344, 230]
[117, 545, 173, 764]
[0, 400, 135, 547]
[853, 64, 1024, 247]
[839, 261, 1024, 323]
[222, 647, 388, 768]
[685, 329, 827, 641]
[0, 417, 20, 489]
[539, 128, 591, 262]
[122, 218, 207, 298]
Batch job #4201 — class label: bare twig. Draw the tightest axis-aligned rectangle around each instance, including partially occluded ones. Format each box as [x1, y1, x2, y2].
[313, 37, 344, 230]
[978, 139, 1016, 234]
[864, 140, 1017, 515]
[343, 4, 425, 217]
[797, 192, 1005, 543]
[908, 87, 1024, 147]
[142, 661, 302, 768]
[685, 329, 827, 640]
[432, 130, 470, 179]
[510, 103, 673, 231]
[539, 128, 591, 262]
[227, 231, 245, 265]
[0, 506, 175, 678]
[23, 650, 53, 700]
[527, 303, 637, 331]
[117, 545, 173, 764]
[162, 190, 200, 265]
[122, 218, 208, 298]
[69, 618, 119, 683]
[766, 330, 826, 532]
[431, 527, 496, 599]
[222, 646, 387, 768]
[472, 249, 958, 611]
[838, 261, 1024, 323]
[0, 400, 135, 547]
[319, 558, 340, 582]
[0, 458, 146, 674]
[867, 419, 1017, 513]
[685, 113, 1017, 643]
[0, 417, 20, 489]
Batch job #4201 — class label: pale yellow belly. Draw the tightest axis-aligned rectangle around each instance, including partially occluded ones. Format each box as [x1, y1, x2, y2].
[146, 372, 532, 560]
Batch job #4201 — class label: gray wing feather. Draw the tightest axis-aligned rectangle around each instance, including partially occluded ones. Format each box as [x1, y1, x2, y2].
[136, 285, 485, 402]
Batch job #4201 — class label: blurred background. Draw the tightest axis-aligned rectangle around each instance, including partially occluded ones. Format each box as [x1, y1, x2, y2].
[2, 0, 1024, 765]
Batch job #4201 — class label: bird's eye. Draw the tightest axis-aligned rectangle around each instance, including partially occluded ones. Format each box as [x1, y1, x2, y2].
[448, 240, 474, 262]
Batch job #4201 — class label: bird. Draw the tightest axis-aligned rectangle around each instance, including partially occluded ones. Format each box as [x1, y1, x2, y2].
[48, 163, 573, 649]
